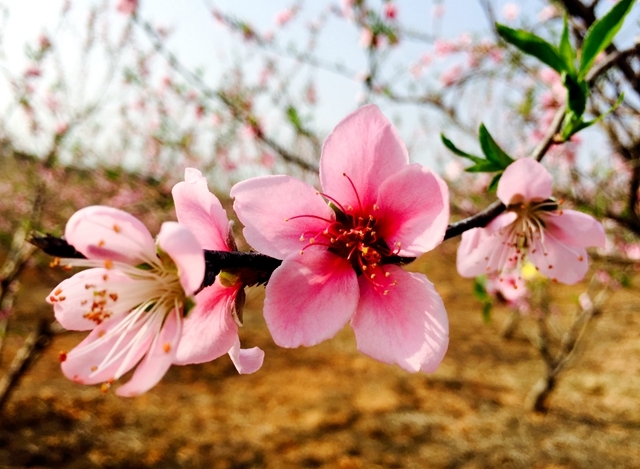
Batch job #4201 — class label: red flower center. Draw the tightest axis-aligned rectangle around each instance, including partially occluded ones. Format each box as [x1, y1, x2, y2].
[288, 173, 400, 294]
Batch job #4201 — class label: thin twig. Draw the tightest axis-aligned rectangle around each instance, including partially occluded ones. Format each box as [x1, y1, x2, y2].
[0, 320, 64, 412]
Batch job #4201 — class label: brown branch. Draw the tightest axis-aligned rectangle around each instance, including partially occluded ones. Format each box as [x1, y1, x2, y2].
[134, 15, 319, 174]
[0, 320, 64, 412]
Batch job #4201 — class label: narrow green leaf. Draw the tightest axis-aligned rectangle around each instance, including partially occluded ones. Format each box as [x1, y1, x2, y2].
[496, 23, 567, 74]
[440, 133, 484, 163]
[567, 93, 625, 135]
[482, 302, 492, 324]
[464, 161, 505, 173]
[579, 0, 635, 77]
[563, 73, 588, 117]
[478, 124, 515, 169]
[559, 15, 575, 74]
[488, 172, 502, 193]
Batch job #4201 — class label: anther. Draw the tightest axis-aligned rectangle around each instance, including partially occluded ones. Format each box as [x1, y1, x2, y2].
[383, 290, 389, 295]
[299, 235, 305, 242]
[49, 257, 60, 268]
[97, 239, 105, 247]
[58, 351, 67, 362]
[55, 288, 63, 295]
[163, 343, 171, 353]
[104, 259, 113, 269]
[373, 204, 379, 211]
[384, 272, 390, 277]
[113, 224, 121, 233]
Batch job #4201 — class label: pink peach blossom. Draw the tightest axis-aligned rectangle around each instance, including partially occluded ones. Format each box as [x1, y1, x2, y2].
[171, 168, 264, 371]
[457, 159, 606, 284]
[502, 3, 520, 22]
[384, 2, 398, 19]
[231, 105, 450, 372]
[47, 169, 263, 396]
[48, 206, 205, 396]
[116, 0, 137, 15]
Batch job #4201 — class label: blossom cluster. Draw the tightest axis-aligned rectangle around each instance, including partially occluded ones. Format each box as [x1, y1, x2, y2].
[47, 105, 604, 395]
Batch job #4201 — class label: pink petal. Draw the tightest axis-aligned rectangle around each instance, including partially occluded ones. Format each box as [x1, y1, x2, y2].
[228, 337, 265, 374]
[116, 308, 182, 396]
[263, 250, 359, 347]
[172, 168, 231, 252]
[47, 268, 140, 331]
[157, 222, 204, 295]
[320, 104, 409, 212]
[529, 233, 589, 284]
[173, 281, 239, 365]
[351, 266, 449, 372]
[65, 205, 156, 265]
[376, 164, 449, 256]
[497, 159, 552, 205]
[544, 209, 605, 249]
[231, 175, 334, 259]
[61, 314, 155, 385]
[456, 213, 517, 278]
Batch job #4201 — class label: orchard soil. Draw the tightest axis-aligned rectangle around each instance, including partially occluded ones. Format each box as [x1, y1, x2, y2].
[1, 241, 640, 469]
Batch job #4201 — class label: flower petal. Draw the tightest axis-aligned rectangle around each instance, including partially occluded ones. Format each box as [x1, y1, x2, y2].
[529, 232, 589, 284]
[172, 168, 231, 252]
[61, 314, 155, 385]
[320, 104, 409, 212]
[497, 159, 552, 205]
[351, 267, 449, 372]
[173, 281, 239, 365]
[47, 268, 139, 331]
[116, 308, 182, 396]
[376, 164, 449, 256]
[456, 212, 518, 278]
[544, 209, 605, 249]
[65, 205, 156, 265]
[231, 175, 334, 259]
[157, 222, 204, 295]
[228, 337, 265, 374]
[263, 250, 359, 347]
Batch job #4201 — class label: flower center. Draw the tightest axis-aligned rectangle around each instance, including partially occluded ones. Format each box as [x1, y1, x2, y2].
[288, 173, 400, 294]
[500, 197, 563, 269]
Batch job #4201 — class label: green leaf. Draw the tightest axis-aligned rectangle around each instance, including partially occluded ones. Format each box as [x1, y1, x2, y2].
[286, 105, 302, 130]
[440, 133, 484, 163]
[567, 93, 625, 136]
[579, 0, 635, 78]
[559, 15, 575, 74]
[496, 23, 568, 74]
[473, 276, 489, 301]
[478, 124, 515, 168]
[563, 72, 588, 117]
[488, 172, 503, 193]
[482, 302, 492, 324]
[464, 161, 505, 173]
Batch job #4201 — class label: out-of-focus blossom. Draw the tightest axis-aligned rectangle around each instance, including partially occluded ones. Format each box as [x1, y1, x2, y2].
[116, 0, 138, 15]
[231, 105, 450, 372]
[502, 3, 520, 22]
[432, 4, 445, 18]
[24, 66, 42, 78]
[360, 27, 374, 48]
[274, 8, 295, 27]
[441, 65, 462, 86]
[384, 2, 398, 19]
[538, 5, 559, 21]
[434, 39, 457, 56]
[457, 158, 606, 284]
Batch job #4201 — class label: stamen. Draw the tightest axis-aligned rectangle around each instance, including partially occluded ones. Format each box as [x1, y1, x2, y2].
[342, 173, 363, 212]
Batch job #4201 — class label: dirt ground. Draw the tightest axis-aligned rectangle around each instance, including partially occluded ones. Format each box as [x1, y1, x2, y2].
[1, 241, 640, 469]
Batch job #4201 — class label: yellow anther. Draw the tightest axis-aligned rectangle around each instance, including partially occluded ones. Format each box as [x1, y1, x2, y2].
[383, 290, 389, 295]
[384, 272, 390, 277]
